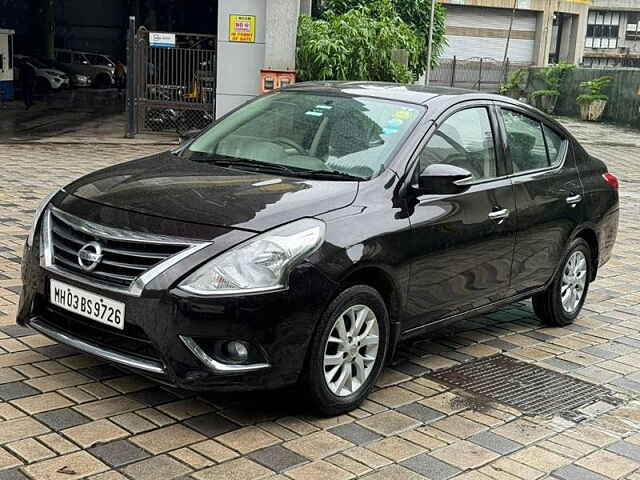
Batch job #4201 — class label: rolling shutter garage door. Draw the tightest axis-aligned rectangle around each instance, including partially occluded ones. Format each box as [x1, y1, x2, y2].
[442, 6, 536, 63]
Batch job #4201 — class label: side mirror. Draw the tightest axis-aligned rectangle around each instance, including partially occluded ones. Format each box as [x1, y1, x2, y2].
[413, 164, 473, 195]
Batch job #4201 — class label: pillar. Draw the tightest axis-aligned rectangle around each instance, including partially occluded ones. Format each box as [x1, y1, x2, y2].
[566, 7, 588, 64]
[215, 0, 267, 118]
[534, 7, 554, 66]
[264, 0, 300, 72]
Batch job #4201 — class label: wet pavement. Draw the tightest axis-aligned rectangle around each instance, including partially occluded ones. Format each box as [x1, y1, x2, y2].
[0, 100, 175, 145]
[0, 114, 639, 479]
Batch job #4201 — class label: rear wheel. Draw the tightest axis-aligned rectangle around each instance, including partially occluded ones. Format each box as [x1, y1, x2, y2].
[532, 239, 591, 326]
[304, 285, 389, 416]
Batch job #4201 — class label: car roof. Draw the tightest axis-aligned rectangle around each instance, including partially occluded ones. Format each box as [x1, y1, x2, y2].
[283, 81, 507, 105]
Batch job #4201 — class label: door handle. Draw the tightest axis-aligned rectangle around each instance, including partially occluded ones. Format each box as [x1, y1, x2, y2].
[566, 194, 583, 207]
[488, 208, 510, 223]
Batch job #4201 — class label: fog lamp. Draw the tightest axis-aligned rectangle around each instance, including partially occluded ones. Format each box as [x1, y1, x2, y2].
[225, 341, 249, 362]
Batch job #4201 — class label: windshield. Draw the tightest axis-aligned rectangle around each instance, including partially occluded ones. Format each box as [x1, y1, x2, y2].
[186, 92, 424, 179]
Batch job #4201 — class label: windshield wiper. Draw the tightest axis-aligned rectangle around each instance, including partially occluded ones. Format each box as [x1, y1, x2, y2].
[300, 170, 363, 181]
[190, 153, 362, 181]
[200, 156, 299, 176]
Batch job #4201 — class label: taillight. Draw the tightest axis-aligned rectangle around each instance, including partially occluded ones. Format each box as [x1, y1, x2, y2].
[602, 172, 619, 190]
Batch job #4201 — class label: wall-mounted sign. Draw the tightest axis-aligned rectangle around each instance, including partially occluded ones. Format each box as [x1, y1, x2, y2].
[229, 15, 256, 43]
[149, 32, 176, 48]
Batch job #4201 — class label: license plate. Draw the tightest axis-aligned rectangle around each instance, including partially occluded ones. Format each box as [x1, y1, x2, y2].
[50, 279, 125, 330]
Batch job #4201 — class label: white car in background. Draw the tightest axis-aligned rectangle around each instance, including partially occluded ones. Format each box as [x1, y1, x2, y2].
[14, 55, 70, 91]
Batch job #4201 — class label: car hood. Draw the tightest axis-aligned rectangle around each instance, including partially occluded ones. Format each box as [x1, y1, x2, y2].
[63, 150, 359, 232]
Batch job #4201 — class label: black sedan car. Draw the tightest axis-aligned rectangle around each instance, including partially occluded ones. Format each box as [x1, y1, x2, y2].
[18, 83, 619, 415]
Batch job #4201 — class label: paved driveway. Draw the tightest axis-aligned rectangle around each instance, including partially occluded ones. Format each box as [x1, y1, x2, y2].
[0, 119, 639, 480]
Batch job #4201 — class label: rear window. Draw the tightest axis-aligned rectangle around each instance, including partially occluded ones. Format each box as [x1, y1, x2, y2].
[543, 124, 565, 167]
[501, 110, 549, 172]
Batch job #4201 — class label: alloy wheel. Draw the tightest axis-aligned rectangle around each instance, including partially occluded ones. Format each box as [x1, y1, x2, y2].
[560, 250, 587, 314]
[323, 304, 380, 397]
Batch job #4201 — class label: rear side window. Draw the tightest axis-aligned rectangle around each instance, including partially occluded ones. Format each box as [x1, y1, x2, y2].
[543, 124, 565, 167]
[501, 110, 548, 172]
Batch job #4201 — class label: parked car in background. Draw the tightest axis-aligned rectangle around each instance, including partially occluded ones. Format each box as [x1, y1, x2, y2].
[83, 52, 116, 70]
[36, 57, 91, 88]
[54, 49, 114, 89]
[18, 83, 619, 415]
[14, 55, 69, 92]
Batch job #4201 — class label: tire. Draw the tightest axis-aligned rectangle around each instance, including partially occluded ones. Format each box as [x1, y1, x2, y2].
[532, 238, 592, 327]
[303, 285, 389, 416]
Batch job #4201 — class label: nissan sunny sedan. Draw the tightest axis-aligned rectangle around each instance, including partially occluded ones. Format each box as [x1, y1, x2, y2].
[18, 82, 619, 415]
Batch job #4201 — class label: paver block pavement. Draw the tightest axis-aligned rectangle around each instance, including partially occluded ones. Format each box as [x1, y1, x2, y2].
[1, 120, 640, 478]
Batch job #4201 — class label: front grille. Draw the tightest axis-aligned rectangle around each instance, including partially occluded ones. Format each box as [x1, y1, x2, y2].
[49, 208, 190, 289]
[44, 304, 162, 364]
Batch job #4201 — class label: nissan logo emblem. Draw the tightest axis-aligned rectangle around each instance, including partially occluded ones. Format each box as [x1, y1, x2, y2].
[77, 242, 104, 272]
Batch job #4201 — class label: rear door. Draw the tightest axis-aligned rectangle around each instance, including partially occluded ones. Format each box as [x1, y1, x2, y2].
[496, 103, 584, 294]
[404, 102, 517, 331]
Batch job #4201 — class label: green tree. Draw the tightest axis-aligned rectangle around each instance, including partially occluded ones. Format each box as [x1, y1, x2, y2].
[297, 0, 423, 83]
[322, 0, 447, 69]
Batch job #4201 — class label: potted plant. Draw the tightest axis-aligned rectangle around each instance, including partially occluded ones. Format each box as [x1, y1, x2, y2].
[530, 63, 575, 114]
[499, 67, 528, 101]
[576, 76, 613, 122]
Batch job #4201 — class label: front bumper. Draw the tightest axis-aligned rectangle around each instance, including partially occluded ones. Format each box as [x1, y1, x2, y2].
[18, 227, 338, 392]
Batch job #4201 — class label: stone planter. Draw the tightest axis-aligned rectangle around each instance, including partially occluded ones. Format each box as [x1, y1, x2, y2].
[579, 99, 607, 122]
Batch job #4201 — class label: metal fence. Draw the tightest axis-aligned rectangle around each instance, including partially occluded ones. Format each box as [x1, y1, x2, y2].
[131, 27, 216, 135]
[428, 57, 531, 92]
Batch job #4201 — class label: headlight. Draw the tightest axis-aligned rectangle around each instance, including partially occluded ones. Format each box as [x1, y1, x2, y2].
[179, 218, 326, 295]
[27, 190, 58, 247]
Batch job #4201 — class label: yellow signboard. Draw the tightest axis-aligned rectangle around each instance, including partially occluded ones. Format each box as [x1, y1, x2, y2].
[229, 15, 256, 43]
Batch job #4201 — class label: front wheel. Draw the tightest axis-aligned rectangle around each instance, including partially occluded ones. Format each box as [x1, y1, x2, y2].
[303, 285, 389, 416]
[532, 238, 592, 326]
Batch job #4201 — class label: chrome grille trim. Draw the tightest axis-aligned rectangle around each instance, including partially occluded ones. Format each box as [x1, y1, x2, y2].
[50, 207, 197, 245]
[41, 207, 213, 297]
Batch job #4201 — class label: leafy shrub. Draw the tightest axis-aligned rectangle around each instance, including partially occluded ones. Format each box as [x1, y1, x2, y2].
[322, 0, 447, 71]
[577, 76, 614, 104]
[296, 0, 422, 83]
[499, 67, 528, 97]
[531, 63, 575, 98]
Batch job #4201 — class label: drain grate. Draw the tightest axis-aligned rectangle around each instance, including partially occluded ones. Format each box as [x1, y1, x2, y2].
[430, 354, 614, 416]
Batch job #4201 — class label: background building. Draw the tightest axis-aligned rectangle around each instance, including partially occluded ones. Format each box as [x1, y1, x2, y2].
[439, 0, 590, 66]
[582, 0, 640, 67]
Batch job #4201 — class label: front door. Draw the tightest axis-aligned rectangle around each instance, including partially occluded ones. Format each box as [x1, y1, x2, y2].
[404, 104, 517, 333]
[496, 104, 584, 294]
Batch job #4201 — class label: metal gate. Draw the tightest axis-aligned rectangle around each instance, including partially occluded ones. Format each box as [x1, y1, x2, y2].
[132, 27, 216, 134]
[428, 57, 531, 92]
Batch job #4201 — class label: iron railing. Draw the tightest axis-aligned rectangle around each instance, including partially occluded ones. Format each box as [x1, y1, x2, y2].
[427, 57, 531, 92]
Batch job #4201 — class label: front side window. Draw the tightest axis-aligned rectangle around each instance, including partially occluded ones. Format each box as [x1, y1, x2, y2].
[418, 107, 497, 181]
[501, 110, 549, 172]
[187, 92, 424, 179]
